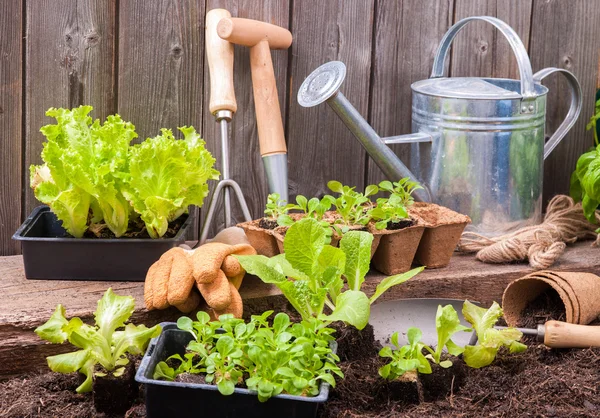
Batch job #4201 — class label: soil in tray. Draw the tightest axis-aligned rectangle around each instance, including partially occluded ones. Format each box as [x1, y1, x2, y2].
[78, 215, 186, 239]
[384, 218, 415, 231]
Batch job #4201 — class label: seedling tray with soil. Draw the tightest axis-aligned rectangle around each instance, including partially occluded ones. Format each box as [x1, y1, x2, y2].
[13, 206, 192, 281]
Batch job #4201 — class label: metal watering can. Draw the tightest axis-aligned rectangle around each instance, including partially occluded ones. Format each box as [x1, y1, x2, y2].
[298, 16, 582, 235]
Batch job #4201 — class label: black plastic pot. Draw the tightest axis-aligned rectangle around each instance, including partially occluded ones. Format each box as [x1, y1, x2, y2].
[12, 206, 192, 281]
[136, 323, 333, 418]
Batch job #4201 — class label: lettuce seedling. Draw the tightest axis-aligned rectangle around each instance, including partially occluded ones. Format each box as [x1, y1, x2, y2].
[369, 195, 410, 230]
[264, 193, 293, 221]
[570, 143, 600, 224]
[123, 127, 219, 238]
[462, 301, 527, 368]
[236, 218, 423, 330]
[378, 328, 432, 380]
[31, 106, 137, 237]
[35, 288, 161, 393]
[155, 311, 342, 402]
[378, 178, 423, 208]
[327, 181, 378, 228]
[424, 304, 471, 368]
[277, 195, 336, 242]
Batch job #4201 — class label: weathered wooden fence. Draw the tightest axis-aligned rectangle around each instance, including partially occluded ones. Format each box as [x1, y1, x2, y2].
[2, 0, 599, 256]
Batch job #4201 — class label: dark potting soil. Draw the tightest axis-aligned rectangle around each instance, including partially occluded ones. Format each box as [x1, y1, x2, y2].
[93, 359, 138, 415]
[517, 288, 567, 329]
[258, 218, 279, 230]
[385, 218, 415, 231]
[319, 322, 600, 418]
[81, 215, 186, 239]
[418, 357, 467, 402]
[332, 323, 381, 362]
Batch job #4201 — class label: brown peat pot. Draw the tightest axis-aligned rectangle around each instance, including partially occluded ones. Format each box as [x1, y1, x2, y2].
[371, 219, 425, 275]
[409, 202, 471, 268]
[237, 219, 280, 257]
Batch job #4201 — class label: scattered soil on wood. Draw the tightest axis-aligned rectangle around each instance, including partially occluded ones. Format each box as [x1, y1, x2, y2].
[80, 215, 186, 239]
[258, 218, 278, 230]
[517, 288, 567, 328]
[320, 323, 600, 418]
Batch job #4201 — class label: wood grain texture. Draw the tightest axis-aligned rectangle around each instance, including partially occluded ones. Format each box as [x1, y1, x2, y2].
[367, 0, 454, 186]
[0, 0, 22, 256]
[286, 0, 374, 200]
[2, 240, 600, 378]
[118, 0, 205, 239]
[201, 0, 290, 237]
[25, 0, 117, 216]
[451, 0, 534, 80]
[529, 0, 600, 202]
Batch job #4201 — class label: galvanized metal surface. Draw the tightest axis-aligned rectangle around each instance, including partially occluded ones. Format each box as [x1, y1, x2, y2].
[297, 16, 582, 236]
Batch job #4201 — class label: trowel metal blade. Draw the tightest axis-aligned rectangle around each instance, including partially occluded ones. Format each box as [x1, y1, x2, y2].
[370, 298, 474, 348]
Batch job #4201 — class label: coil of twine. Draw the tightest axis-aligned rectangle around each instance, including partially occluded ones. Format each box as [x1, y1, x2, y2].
[458, 195, 600, 269]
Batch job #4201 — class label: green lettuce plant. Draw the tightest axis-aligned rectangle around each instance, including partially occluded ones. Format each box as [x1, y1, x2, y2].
[235, 217, 423, 330]
[264, 193, 293, 221]
[31, 106, 137, 237]
[570, 143, 600, 225]
[462, 301, 526, 368]
[378, 328, 432, 380]
[122, 127, 219, 238]
[155, 311, 342, 402]
[35, 288, 161, 393]
[378, 179, 423, 207]
[327, 181, 378, 228]
[424, 304, 471, 368]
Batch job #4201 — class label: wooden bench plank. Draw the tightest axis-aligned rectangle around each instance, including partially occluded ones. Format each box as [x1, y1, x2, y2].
[1, 241, 599, 379]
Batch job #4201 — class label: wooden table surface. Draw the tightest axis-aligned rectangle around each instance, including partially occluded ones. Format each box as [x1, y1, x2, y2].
[1, 241, 599, 379]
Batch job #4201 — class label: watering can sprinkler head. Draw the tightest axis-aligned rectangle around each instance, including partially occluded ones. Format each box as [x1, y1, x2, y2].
[298, 61, 431, 202]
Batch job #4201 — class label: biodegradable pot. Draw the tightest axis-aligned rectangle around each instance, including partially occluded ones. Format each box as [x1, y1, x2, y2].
[136, 323, 335, 418]
[408, 202, 471, 268]
[371, 220, 425, 275]
[12, 206, 192, 281]
[237, 219, 280, 257]
[502, 271, 600, 326]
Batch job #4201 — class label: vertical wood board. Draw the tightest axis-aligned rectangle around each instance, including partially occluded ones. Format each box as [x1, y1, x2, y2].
[367, 0, 454, 186]
[287, 0, 374, 200]
[25, 0, 117, 215]
[0, 0, 23, 255]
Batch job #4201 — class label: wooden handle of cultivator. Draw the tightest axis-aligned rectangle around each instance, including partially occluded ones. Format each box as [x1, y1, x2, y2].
[544, 320, 600, 348]
[206, 9, 237, 115]
[218, 17, 291, 156]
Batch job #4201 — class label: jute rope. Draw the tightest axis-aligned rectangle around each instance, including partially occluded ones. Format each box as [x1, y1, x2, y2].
[458, 195, 600, 269]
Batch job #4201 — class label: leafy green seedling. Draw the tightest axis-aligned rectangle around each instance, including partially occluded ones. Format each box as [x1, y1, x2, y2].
[369, 195, 409, 230]
[378, 178, 423, 208]
[327, 180, 378, 227]
[264, 193, 293, 221]
[35, 288, 161, 393]
[462, 301, 527, 368]
[154, 312, 342, 402]
[378, 328, 432, 380]
[236, 217, 423, 331]
[570, 143, 600, 224]
[423, 304, 471, 368]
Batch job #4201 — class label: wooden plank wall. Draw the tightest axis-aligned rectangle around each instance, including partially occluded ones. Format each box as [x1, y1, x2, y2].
[1, 0, 599, 255]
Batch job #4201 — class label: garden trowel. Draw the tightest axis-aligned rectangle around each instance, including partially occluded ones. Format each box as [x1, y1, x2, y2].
[370, 298, 474, 348]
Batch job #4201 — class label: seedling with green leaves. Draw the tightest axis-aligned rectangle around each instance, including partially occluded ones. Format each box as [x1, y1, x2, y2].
[378, 328, 432, 380]
[154, 311, 342, 402]
[236, 217, 423, 331]
[264, 193, 293, 221]
[378, 178, 423, 207]
[462, 301, 527, 368]
[277, 195, 336, 242]
[35, 288, 161, 393]
[327, 180, 378, 228]
[423, 304, 471, 368]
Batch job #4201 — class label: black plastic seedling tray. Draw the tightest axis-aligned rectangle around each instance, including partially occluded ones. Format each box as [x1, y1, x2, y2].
[136, 323, 333, 418]
[12, 206, 193, 281]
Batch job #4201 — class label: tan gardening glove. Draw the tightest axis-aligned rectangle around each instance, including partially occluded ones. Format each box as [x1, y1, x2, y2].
[144, 227, 256, 318]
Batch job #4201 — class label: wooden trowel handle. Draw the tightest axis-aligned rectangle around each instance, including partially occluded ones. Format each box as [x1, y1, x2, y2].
[544, 320, 600, 348]
[206, 9, 237, 115]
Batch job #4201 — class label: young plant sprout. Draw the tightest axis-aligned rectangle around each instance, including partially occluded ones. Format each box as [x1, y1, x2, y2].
[424, 304, 471, 368]
[264, 193, 293, 221]
[277, 195, 336, 242]
[236, 217, 423, 331]
[462, 301, 527, 368]
[378, 328, 432, 380]
[327, 180, 378, 230]
[154, 311, 342, 402]
[369, 178, 422, 230]
[378, 178, 423, 208]
[35, 288, 161, 393]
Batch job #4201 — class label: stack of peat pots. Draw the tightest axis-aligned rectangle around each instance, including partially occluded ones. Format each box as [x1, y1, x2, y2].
[238, 202, 471, 274]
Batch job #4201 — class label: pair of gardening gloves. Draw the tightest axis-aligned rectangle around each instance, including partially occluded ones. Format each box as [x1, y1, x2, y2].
[144, 227, 256, 319]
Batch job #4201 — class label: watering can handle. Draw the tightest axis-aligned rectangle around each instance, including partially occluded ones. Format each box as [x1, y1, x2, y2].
[431, 16, 536, 99]
[533, 68, 583, 160]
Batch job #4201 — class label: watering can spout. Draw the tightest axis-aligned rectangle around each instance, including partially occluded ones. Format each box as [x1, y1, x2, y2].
[298, 61, 431, 202]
